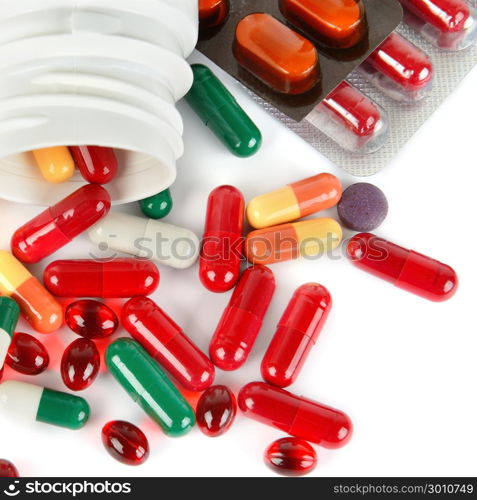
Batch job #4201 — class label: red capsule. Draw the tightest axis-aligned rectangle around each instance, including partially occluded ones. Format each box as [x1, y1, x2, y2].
[209, 266, 276, 371]
[265, 437, 317, 476]
[238, 382, 353, 448]
[261, 283, 331, 388]
[69, 146, 118, 184]
[11, 185, 111, 264]
[399, 0, 470, 33]
[366, 33, 433, 91]
[122, 297, 215, 392]
[347, 233, 458, 302]
[102, 420, 149, 466]
[65, 300, 119, 339]
[196, 385, 237, 437]
[200, 185, 244, 293]
[360, 33, 433, 102]
[44, 258, 160, 298]
[61, 338, 100, 391]
[323, 81, 381, 138]
[0, 459, 19, 477]
[199, 0, 230, 30]
[6, 332, 49, 375]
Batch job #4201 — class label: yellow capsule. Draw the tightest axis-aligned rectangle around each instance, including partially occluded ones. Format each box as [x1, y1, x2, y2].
[246, 173, 342, 229]
[245, 218, 342, 265]
[33, 147, 75, 183]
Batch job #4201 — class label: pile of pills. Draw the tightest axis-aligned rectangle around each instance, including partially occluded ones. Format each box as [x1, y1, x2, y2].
[0, 147, 458, 476]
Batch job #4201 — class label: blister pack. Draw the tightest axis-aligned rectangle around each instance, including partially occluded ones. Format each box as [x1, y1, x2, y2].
[197, 0, 477, 176]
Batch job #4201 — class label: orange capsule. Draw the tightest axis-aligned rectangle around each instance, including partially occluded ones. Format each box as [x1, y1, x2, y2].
[246, 219, 342, 265]
[247, 173, 342, 229]
[234, 13, 320, 95]
[0, 251, 62, 333]
[279, 0, 367, 49]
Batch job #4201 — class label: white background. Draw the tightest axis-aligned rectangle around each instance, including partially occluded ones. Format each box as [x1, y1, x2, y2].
[0, 51, 476, 478]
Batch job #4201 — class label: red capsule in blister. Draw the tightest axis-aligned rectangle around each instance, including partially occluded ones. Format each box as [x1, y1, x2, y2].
[261, 283, 331, 388]
[65, 300, 119, 339]
[200, 185, 244, 293]
[238, 382, 353, 448]
[6, 332, 49, 375]
[265, 437, 317, 476]
[196, 385, 237, 437]
[0, 459, 19, 477]
[360, 33, 433, 102]
[102, 420, 149, 466]
[399, 0, 477, 50]
[307, 81, 388, 154]
[209, 266, 276, 371]
[347, 233, 458, 302]
[69, 146, 118, 184]
[400, 0, 470, 33]
[11, 185, 111, 264]
[43, 258, 160, 298]
[122, 297, 215, 392]
[61, 338, 100, 391]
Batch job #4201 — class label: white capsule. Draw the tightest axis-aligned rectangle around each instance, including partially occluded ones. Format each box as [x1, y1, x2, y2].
[0, 329, 11, 369]
[88, 212, 200, 269]
[0, 380, 43, 422]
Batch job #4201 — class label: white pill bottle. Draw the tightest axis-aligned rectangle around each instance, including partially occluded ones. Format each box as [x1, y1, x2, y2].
[0, 0, 198, 205]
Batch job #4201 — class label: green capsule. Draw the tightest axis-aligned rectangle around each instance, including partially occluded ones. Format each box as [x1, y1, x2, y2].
[106, 338, 195, 437]
[185, 64, 262, 157]
[0, 297, 20, 369]
[139, 188, 173, 219]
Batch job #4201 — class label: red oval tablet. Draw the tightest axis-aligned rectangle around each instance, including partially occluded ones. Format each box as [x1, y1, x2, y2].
[196, 385, 237, 437]
[65, 300, 119, 339]
[102, 421, 149, 466]
[6, 332, 49, 375]
[61, 338, 100, 391]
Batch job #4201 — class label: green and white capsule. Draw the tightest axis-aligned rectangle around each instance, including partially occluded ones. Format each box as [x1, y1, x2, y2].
[0, 380, 90, 429]
[0, 297, 20, 369]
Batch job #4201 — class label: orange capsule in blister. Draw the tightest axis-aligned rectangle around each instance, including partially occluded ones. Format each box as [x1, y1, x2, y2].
[199, 0, 230, 30]
[234, 13, 320, 95]
[279, 0, 367, 49]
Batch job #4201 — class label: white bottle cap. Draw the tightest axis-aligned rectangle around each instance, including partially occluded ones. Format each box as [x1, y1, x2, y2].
[0, 0, 198, 205]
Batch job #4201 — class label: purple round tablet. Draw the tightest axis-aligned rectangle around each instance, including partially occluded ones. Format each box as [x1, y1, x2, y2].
[337, 183, 388, 231]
